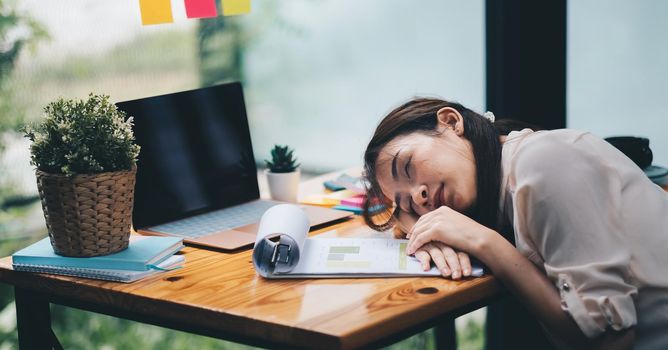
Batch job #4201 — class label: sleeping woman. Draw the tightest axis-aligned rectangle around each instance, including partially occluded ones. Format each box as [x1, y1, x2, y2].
[361, 98, 668, 350]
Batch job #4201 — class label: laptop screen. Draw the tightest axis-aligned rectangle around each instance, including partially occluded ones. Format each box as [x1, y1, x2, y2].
[117, 82, 259, 229]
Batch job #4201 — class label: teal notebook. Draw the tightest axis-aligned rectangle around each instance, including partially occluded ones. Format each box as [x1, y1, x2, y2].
[13, 254, 185, 283]
[12, 236, 184, 271]
[332, 204, 384, 215]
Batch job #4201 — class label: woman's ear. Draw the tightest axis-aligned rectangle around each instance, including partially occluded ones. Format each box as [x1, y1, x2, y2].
[436, 107, 464, 136]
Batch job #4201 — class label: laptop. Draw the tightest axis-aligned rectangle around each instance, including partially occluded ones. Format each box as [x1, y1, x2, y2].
[116, 82, 352, 250]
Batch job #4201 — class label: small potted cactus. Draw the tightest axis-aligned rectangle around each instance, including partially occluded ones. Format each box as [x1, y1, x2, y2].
[264, 145, 300, 202]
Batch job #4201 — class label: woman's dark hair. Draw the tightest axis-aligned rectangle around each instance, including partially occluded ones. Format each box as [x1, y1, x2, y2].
[362, 98, 538, 242]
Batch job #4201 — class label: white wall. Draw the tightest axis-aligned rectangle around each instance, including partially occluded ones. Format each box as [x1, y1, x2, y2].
[568, 0, 668, 167]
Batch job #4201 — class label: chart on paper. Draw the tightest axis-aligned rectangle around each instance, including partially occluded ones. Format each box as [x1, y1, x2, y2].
[288, 238, 442, 276]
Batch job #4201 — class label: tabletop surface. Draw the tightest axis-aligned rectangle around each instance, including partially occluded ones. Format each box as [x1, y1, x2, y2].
[0, 169, 502, 350]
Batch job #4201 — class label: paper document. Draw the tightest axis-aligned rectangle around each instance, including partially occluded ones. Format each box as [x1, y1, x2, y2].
[252, 204, 483, 278]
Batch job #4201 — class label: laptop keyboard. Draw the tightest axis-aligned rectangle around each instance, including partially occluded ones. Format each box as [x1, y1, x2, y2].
[148, 201, 281, 238]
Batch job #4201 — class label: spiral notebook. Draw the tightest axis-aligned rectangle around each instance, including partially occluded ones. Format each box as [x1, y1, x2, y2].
[13, 254, 185, 283]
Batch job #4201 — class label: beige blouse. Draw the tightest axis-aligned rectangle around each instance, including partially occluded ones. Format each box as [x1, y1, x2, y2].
[500, 129, 668, 349]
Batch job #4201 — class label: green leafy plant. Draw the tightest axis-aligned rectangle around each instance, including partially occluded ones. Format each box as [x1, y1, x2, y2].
[265, 144, 299, 173]
[22, 94, 140, 175]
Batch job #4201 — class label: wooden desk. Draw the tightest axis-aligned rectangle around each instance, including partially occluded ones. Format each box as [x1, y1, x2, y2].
[0, 170, 503, 350]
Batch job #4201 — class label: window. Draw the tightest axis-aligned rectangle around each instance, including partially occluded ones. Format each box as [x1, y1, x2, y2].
[568, 0, 668, 167]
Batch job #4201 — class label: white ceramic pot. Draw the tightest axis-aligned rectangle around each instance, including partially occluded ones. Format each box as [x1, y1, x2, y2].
[265, 168, 300, 203]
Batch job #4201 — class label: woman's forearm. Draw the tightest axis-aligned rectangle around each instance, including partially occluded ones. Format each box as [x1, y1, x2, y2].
[402, 206, 634, 348]
[473, 230, 622, 349]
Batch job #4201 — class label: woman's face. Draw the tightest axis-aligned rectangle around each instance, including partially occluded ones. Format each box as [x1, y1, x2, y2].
[375, 108, 478, 218]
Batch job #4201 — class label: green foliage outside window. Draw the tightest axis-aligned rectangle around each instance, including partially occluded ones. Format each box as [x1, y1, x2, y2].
[0, 0, 48, 149]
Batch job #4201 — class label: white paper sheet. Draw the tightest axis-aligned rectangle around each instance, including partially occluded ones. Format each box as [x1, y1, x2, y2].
[253, 204, 484, 278]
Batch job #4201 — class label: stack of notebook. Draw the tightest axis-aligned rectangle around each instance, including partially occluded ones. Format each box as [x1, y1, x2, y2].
[301, 173, 385, 214]
[12, 235, 185, 283]
[331, 193, 383, 214]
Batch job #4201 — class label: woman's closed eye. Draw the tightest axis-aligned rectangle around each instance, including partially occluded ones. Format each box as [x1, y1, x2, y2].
[403, 156, 419, 215]
[404, 155, 412, 180]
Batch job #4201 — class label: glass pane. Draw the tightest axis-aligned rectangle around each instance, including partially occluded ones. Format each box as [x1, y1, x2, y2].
[3, 1, 484, 180]
[568, 0, 668, 167]
[0, 1, 485, 348]
[244, 0, 485, 170]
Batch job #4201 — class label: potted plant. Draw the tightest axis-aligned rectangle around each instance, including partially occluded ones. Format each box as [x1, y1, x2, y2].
[23, 94, 140, 257]
[264, 145, 300, 202]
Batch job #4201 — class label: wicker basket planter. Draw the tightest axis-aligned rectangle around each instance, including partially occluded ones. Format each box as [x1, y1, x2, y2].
[36, 167, 137, 257]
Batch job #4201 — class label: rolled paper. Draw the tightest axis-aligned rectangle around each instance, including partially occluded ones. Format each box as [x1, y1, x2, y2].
[252, 204, 309, 277]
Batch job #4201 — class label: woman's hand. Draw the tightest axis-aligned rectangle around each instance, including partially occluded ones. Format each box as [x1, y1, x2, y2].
[413, 241, 472, 279]
[406, 206, 492, 258]
[394, 208, 472, 279]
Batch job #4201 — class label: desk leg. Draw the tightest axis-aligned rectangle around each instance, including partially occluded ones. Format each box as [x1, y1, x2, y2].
[14, 287, 62, 350]
[434, 318, 456, 350]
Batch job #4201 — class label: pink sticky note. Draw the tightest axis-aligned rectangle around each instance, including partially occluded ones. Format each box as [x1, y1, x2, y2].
[184, 0, 218, 18]
[341, 195, 365, 208]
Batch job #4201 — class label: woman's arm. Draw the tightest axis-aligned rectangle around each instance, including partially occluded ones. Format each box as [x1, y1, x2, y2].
[476, 229, 635, 350]
[396, 209, 472, 279]
[405, 206, 635, 350]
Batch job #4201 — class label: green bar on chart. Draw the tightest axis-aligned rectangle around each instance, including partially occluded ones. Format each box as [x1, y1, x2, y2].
[329, 246, 360, 254]
[139, 0, 174, 25]
[399, 243, 407, 270]
[222, 0, 251, 16]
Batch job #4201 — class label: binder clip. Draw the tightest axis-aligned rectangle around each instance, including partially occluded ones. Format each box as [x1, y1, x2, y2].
[271, 243, 291, 265]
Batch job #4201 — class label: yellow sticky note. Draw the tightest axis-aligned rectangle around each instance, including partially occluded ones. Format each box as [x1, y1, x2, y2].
[139, 0, 174, 25]
[300, 195, 340, 207]
[222, 0, 251, 16]
[299, 190, 359, 207]
[324, 190, 358, 200]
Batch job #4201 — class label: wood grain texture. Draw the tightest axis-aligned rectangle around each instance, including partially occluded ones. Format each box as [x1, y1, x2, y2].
[0, 169, 504, 350]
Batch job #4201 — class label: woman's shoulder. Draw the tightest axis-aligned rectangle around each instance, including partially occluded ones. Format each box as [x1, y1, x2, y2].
[505, 128, 601, 173]
[508, 128, 593, 151]
[502, 128, 649, 198]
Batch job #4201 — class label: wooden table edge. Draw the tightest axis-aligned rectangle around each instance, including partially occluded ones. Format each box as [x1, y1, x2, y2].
[338, 276, 505, 350]
[0, 265, 346, 349]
